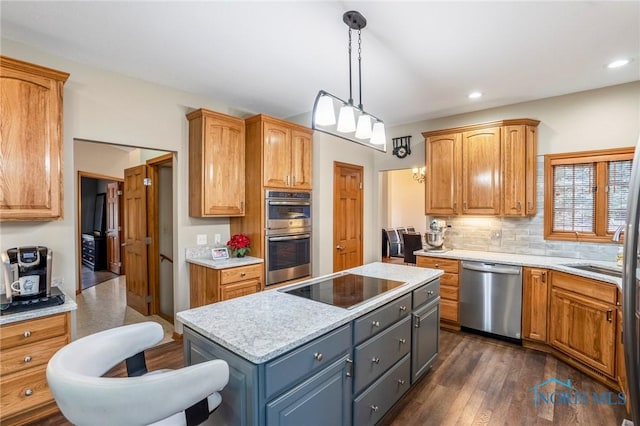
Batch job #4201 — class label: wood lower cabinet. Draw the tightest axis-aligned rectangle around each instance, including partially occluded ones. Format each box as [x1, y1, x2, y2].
[416, 256, 459, 329]
[0, 312, 71, 425]
[0, 56, 69, 221]
[422, 119, 540, 217]
[189, 262, 263, 308]
[522, 267, 549, 342]
[548, 271, 617, 378]
[187, 108, 245, 217]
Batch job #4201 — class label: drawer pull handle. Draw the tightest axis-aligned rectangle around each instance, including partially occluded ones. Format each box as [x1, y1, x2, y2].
[372, 321, 380, 327]
[240, 272, 246, 277]
[606, 309, 613, 323]
[435, 264, 439, 268]
[399, 306, 407, 312]
[398, 338, 406, 345]
[427, 290, 434, 296]
[24, 389, 33, 397]
[23, 331, 31, 338]
[371, 357, 380, 364]
[370, 405, 379, 412]
[23, 356, 32, 363]
[397, 379, 406, 385]
[313, 352, 323, 361]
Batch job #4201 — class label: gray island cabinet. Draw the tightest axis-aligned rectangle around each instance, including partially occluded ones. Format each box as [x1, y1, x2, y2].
[178, 262, 442, 426]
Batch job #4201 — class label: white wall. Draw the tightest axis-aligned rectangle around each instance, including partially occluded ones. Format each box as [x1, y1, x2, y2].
[383, 169, 426, 235]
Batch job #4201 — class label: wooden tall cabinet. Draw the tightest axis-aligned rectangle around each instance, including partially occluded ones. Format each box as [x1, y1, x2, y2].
[187, 108, 245, 217]
[522, 267, 549, 343]
[422, 119, 539, 216]
[0, 56, 69, 221]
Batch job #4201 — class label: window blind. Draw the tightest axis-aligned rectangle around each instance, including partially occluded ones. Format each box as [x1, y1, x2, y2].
[607, 159, 632, 232]
[552, 163, 595, 232]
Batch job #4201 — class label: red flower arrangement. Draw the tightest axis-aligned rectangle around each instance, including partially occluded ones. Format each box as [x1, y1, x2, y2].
[227, 233, 251, 257]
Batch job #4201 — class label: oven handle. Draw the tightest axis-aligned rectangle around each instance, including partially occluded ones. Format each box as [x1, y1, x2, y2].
[268, 234, 311, 242]
[267, 200, 312, 206]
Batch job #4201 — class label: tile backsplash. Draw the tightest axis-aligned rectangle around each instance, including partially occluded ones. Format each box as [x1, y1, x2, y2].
[429, 158, 620, 262]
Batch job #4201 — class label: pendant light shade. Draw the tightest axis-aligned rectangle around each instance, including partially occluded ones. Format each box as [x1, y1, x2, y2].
[355, 114, 372, 139]
[311, 11, 386, 153]
[370, 122, 386, 145]
[337, 104, 356, 133]
[314, 94, 336, 126]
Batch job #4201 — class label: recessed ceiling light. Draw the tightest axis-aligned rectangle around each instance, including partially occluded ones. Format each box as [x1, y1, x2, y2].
[468, 91, 482, 99]
[607, 59, 631, 69]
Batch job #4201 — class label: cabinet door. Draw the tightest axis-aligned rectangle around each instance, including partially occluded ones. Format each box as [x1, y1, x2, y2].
[524, 125, 537, 215]
[501, 125, 527, 216]
[220, 279, 260, 301]
[549, 287, 616, 377]
[0, 59, 67, 221]
[202, 115, 245, 216]
[266, 355, 351, 426]
[522, 268, 548, 342]
[290, 130, 312, 189]
[411, 299, 440, 383]
[263, 121, 292, 188]
[424, 133, 461, 215]
[461, 127, 501, 215]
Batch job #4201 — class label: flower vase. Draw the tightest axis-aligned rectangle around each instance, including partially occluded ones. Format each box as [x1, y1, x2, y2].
[236, 252, 245, 258]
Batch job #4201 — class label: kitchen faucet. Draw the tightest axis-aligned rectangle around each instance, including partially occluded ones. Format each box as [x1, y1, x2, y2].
[612, 224, 625, 242]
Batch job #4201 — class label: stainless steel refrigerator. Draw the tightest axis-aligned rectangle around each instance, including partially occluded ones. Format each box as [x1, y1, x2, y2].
[623, 134, 640, 424]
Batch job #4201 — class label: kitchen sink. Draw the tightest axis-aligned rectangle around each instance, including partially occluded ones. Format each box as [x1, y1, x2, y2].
[562, 264, 623, 278]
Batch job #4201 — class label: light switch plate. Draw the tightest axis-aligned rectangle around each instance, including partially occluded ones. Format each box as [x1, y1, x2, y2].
[214, 234, 221, 244]
[196, 234, 207, 245]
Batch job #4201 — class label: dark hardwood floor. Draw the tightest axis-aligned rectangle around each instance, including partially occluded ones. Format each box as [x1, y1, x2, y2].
[35, 330, 629, 426]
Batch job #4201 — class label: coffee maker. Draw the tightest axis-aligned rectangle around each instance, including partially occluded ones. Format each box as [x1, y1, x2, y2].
[2, 246, 52, 302]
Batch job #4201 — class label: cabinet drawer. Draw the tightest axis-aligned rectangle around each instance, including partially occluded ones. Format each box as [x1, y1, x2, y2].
[354, 294, 411, 345]
[440, 299, 459, 322]
[220, 264, 263, 284]
[441, 284, 459, 301]
[551, 271, 617, 304]
[353, 354, 410, 426]
[265, 324, 351, 400]
[413, 279, 440, 309]
[83, 239, 95, 248]
[0, 366, 52, 419]
[354, 316, 411, 393]
[0, 335, 68, 376]
[416, 257, 459, 273]
[440, 272, 459, 287]
[1, 313, 67, 350]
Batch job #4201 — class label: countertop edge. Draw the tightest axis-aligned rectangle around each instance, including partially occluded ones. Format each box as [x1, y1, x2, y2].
[186, 256, 263, 269]
[0, 295, 78, 325]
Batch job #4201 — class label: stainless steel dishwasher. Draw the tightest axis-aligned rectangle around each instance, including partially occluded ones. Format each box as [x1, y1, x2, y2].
[459, 261, 523, 340]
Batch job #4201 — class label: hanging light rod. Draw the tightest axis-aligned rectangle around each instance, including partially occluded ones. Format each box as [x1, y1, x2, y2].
[312, 10, 387, 152]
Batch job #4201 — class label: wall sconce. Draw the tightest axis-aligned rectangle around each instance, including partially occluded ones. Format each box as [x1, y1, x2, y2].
[412, 167, 425, 184]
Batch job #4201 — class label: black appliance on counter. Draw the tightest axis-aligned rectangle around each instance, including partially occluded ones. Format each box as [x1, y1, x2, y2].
[1, 246, 64, 314]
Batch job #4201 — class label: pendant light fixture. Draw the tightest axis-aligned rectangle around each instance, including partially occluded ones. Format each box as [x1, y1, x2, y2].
[312, 10, 387, 152]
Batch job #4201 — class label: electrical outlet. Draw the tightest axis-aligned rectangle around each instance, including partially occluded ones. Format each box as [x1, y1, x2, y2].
[196, 234, 207, 245]
[214, 234, 221, 245]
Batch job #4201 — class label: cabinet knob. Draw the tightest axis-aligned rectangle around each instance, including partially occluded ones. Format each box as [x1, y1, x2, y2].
[398, 338, 406, 345]
[435, 264, 439, 268]
[313, 352, 323, 361]
[397, 379, 406, 385]
[517, 201, 522, 212]
[427, 290, 434, 296]
[23, 356, 32, 363]
[371, 357, 380, 364]
[372, 321, 380, 327]
[24, 389, 33, 397]
[370, 405, 379, 412]
[399, 306, 407, 312]
[23, 331, 31, 338]
[240, 272, 246, 277]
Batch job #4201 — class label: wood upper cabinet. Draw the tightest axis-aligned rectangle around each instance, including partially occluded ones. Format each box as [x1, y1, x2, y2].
[548, 271, 617, 377]
[422, 119, 539, 216]
[187, 108, 245, 217]
[424, 133, 461, 215]
[255, 115, 313, 190]
[461, 127, 501, 215]
[0, 56, 69, 221]
[522, 267, 549, 342]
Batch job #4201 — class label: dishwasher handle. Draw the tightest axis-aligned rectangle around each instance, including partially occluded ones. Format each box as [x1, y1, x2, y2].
[461, 261, 521, 275]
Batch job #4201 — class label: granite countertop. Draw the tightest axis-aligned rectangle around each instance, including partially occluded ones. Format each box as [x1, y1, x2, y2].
[177, 262, 442, 364]
[187, 255, 263, 269]
[415, 249, 623, 287]
[0, 288, 77, 326]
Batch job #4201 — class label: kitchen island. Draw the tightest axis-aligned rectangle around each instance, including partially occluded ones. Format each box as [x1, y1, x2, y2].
[177, 262, 442, 426]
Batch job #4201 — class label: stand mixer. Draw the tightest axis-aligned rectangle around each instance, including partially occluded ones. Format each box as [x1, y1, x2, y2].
[425, 219, 449, 251]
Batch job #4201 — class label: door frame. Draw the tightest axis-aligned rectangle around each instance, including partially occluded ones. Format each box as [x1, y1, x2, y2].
[76, 171, 124, 295]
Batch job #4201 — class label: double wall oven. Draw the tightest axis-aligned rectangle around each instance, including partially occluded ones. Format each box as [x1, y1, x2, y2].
[265, 191, 311, 286]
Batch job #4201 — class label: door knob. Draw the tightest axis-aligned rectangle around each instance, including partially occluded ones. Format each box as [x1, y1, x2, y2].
[336, 245, 344, 250]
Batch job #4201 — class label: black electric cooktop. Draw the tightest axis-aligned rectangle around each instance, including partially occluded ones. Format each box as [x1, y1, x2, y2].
[283, 273, 406, 309]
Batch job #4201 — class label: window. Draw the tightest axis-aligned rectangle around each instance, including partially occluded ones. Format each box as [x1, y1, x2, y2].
[544, 147, 634, 242]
